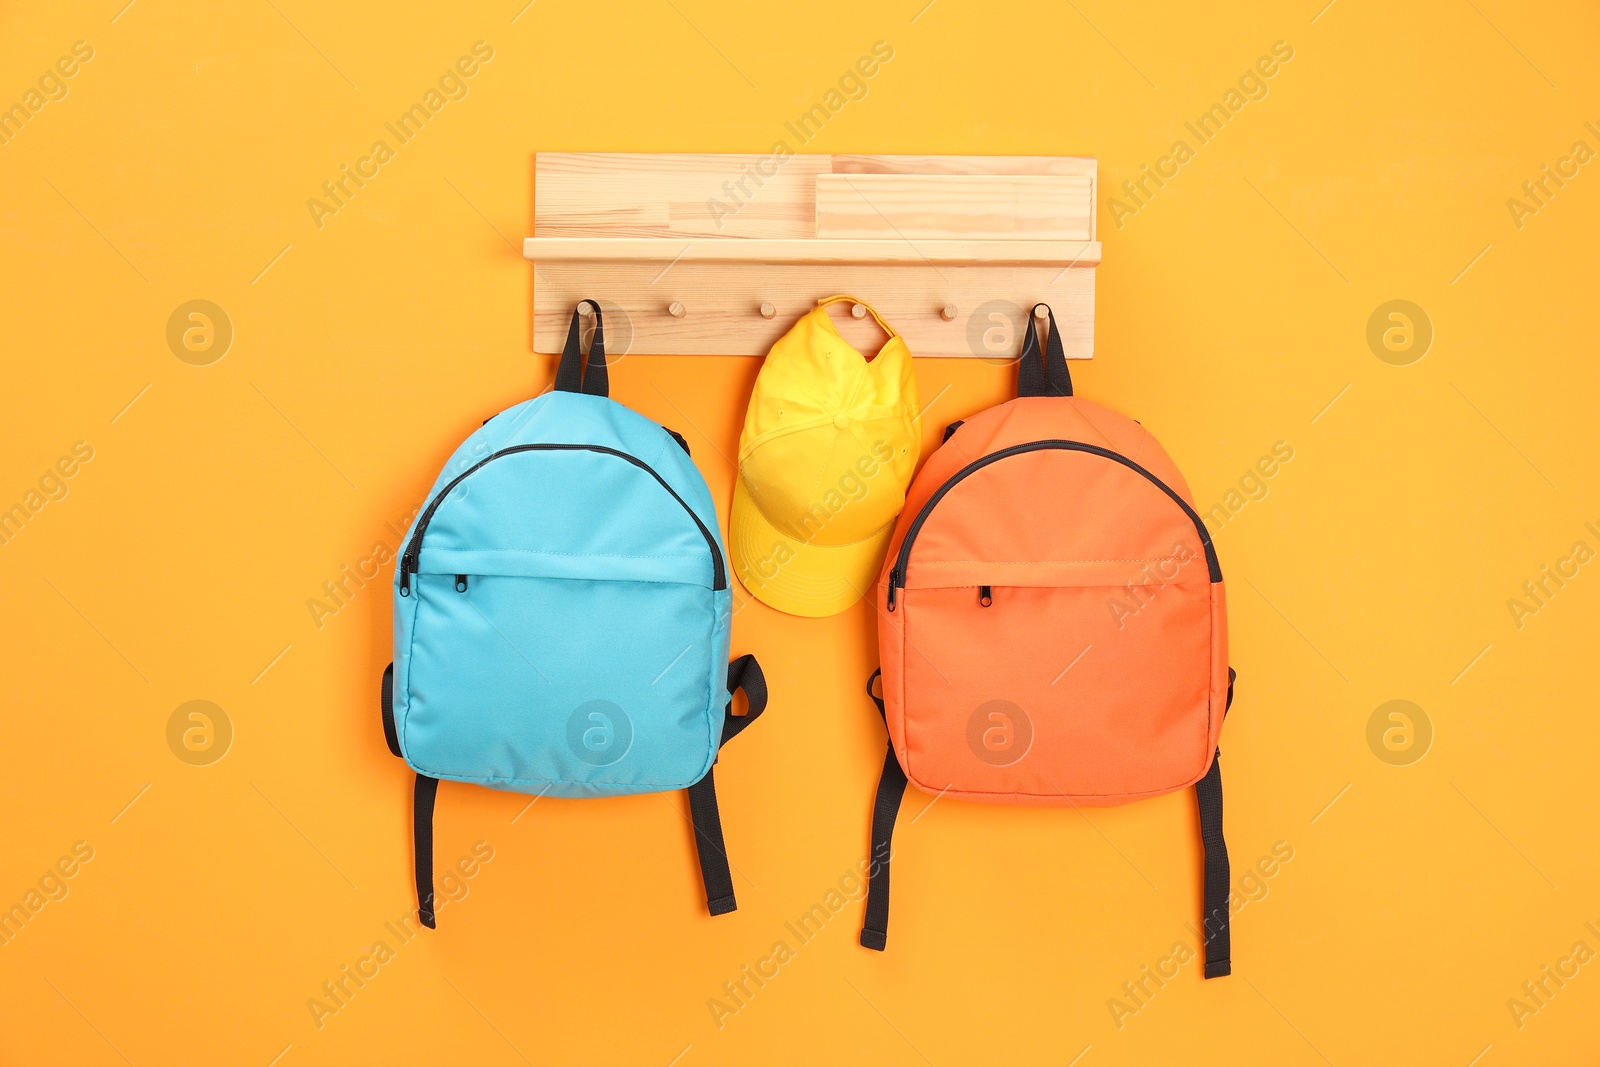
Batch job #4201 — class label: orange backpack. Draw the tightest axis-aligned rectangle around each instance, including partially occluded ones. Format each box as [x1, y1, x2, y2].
[860, 305, 1236, 979]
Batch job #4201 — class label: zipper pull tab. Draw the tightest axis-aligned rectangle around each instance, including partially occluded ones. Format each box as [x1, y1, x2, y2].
[454, 574, 468, 593]
[886, 577, 898, 613]
[979, 585, 992, 607]
[398, 554, 415, 597]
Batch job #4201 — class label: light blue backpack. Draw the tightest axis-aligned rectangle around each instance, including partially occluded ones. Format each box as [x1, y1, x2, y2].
[380, 301, 767, 928]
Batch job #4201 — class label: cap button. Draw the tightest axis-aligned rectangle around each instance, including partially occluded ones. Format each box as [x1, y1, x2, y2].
[833, 413, 850, 429]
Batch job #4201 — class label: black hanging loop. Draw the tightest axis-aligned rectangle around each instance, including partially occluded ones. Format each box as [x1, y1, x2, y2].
[553, 303, 587, 393]
[581, 302, 608, 397]
[1015, 303, 1073, 399]
[552, 299, 609, 397]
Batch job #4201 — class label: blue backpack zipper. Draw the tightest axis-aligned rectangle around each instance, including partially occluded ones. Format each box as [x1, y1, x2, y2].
[399, 442, 726, 595]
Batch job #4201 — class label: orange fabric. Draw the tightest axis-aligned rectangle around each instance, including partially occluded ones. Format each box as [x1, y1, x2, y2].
[876, 396, 1229, 806]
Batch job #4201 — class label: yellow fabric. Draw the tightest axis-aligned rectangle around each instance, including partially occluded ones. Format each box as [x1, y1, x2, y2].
[730, 297, 920, 617]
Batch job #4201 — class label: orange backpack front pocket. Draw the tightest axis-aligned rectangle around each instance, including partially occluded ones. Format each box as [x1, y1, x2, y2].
[896, 575, 1217, 804]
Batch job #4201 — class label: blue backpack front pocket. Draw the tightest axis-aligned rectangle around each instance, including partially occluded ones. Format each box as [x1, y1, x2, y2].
[403, 565, 723, 796]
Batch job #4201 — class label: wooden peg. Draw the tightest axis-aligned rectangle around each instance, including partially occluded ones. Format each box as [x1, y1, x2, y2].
[668, 301, 685, 318]
[851, 303, 867, 319]
[939, 304, 957, 321]
[1033, 304, 1049, 321]
[578, 300, 596, 316]
[759, 302, 776, 319]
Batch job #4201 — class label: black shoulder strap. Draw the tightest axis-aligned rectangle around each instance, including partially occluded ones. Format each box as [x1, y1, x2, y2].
[386, 665, 440, 930]
[686, 654, 769, 915]
[858, 661, 1234, 965]
[1016, 303, 1073, 398]
[1196, 751, 1229, 977]
[380, 662, 401, 757]
[859, 668, 907, 951]
[414, 774, 440, 929]
[1196, 667, 1237, 978]
[552, 299, 609, 397]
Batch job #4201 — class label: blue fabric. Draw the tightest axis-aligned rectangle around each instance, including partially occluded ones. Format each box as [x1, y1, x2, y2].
[392, 392, 732, 797]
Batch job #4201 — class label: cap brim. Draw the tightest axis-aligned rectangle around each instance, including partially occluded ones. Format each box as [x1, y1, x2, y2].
[729, 477, 891, 618]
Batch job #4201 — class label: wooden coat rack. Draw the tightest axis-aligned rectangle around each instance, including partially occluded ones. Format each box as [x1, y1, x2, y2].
[524, 153, 1098, 358]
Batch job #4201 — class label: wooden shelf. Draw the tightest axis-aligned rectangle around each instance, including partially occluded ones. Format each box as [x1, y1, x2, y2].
[524, 238, 1101, 268]
[527, 153, 1099, 358]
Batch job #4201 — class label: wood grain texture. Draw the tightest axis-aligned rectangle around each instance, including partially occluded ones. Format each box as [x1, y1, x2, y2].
[534, 152, 828, 239]
[531, 261, 1095, 358]
[814, 174, 1093, 240]
[830, 153, 1097, 177]
[524, 237, 1101, 266]
[529, 152, 1099, 356]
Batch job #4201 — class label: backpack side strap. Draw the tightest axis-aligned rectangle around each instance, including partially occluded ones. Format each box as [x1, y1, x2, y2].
[380, 662, 402, 758]
[1196, 750, 1230, 977]
[1197, 669, 1237, 978]
[686, 654, 769, 915]
[859, 668, 907, 951]
[391, 663, 442, 931]
[413, 774, 440, 929]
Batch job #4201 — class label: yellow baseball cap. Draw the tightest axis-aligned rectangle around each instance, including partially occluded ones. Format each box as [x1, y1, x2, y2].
[730, 296, 920, 617]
